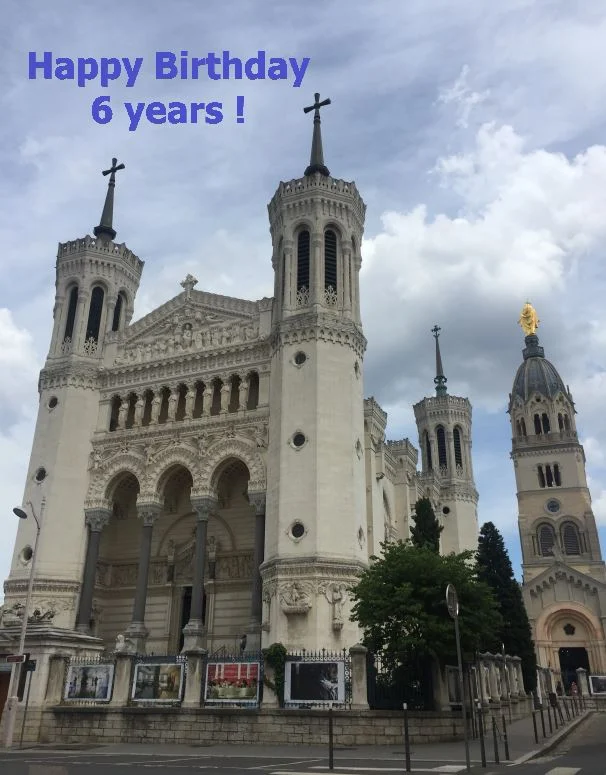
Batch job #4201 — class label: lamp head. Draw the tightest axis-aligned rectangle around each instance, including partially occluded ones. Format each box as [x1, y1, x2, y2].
[12, 507, 28, 520]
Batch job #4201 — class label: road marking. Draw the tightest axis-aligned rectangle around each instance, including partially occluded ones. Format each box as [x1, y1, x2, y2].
[544, 769, 580, 775]
[249, 759, 326, 770]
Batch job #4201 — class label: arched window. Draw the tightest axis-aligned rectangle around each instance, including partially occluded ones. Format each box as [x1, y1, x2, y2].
[424, 430, 432, 471]
[563, 414, 570, 431]
[538, 524, 556, 556]
[280, 242, 286, 305]
[86, 286, 105, 342]
[324, 229, 337, 292]
[558, 413, 564, 431]
[109, 395, 121, 432]
[64, 286, 79, 341]
[436, 426, 447, 469]
[562, 522, 581, 555]
[453, 427, 463, 468]
[520, 418, 527, 436]
[247, 371, 260, 410]
[112, 293, 124, 332]
[537, 465, 546, 488]
[541, 413, 550, 433]
[534, 414, 542, 435]
[545, 464, 554, 487]
[297, 230, 310, 293]
[554, 463, 561, 487]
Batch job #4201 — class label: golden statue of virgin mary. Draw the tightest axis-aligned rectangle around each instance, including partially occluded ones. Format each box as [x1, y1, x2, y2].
[518, 302, 539, 335]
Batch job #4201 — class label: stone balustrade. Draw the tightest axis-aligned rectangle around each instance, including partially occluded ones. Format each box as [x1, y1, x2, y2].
[108, 371, 260, 431]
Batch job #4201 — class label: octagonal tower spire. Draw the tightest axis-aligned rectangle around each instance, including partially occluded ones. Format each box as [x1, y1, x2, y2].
[303, 92, 331, 177]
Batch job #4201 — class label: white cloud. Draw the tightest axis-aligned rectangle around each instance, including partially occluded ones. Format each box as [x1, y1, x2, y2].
[437, 65, 489, 128]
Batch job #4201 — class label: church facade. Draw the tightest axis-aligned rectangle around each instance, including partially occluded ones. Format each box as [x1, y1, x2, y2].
[510, 305, 606, 688]
[0, 101, 479, 664]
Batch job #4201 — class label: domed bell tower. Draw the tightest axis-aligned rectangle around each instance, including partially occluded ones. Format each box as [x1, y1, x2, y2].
[5, 160, 143, 628]
[262, 94, 368, 649]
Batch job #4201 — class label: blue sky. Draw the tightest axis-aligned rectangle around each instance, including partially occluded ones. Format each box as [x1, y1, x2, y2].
[1, 0, 606, 595]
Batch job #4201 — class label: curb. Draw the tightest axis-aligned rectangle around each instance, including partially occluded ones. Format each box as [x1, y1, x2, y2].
[510, 711, 592, 765]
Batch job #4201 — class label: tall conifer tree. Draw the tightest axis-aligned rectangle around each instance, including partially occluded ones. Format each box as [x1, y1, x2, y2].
[476, 521, 537, 691]
[410, 497, 443, 553]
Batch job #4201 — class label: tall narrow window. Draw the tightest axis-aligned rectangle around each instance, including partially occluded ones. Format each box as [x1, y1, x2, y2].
[554, 463, 561, 486]
[538, 465, 546, 488]
[534, 414, 542, 435]
[324, 229, 337, 292]
[520, 418, 527, 436]
[436, 426, 447, 469]
[538, 524, 556, 556]
[112, 293, 124, 332]
[86, 286, 105, 342]
[562, 523, 580, 555]
[297, 231, 310, 293]
[542, 413, 550, 433]
[247, 371, 260, 410]
[64, 286, 79, 341]
[545, 464, 554, 487]
[564, 414, 570, 431]
[281, 249, 286, 306]
[424, 430, 432, 471]
[453, 427, 463, 468]
[558, 413, 564, 431]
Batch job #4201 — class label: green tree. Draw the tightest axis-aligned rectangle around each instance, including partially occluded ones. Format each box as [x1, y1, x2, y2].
[410, 497, 443, 552]
[476, 522, 537, 691]
[350, 541, 501, 670]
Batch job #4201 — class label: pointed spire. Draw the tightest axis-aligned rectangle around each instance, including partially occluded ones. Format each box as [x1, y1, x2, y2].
[93, 157, 125, 241]
[303, 93, 331, 177]
[432, 325, 447, 396]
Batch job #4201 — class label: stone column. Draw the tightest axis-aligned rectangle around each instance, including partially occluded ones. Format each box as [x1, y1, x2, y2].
[110, 653, 135, 707]
[343, 248, 352, 315]
[247, 492, 266, 650]
[220, 378, 231, 413]
[576, 667, 589, 696]
[45, 654, 69, 705]
[75, 507, 111, 632]
[349, 644, 369, 709]
[312, 234, 323, 306]
[487, 657, 501, 706]
[167, 388, 178, 421]
[238, 375, 249, 411]
[183, 652, 206, 708]
[125, 502, 162, 653]
[182, 496, 216, 652]
[202, 386, 213, 416]
[117, 395, 129, 429]
[184, 382, 196, 419]
[105, 300, 116, 333]
[150, 393, 162, 424]
[74, 290, 89, 351]
[283, 240, 294, 312]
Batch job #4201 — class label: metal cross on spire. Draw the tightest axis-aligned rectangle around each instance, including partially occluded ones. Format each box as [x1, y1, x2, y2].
[432, 325, 448, 396]
[94, 157, 126, 242]
[304, 92, 331, 177]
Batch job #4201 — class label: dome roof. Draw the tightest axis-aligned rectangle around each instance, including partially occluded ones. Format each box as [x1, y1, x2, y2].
[510, 334, 569, 406]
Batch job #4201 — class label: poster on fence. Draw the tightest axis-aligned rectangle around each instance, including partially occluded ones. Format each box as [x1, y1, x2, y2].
[284, 660, 345, 704]
[589, 675, 606, 694]
[205, 661, 260, 703]
[64, 663, 114, 701]
[131, 662, 184, 702]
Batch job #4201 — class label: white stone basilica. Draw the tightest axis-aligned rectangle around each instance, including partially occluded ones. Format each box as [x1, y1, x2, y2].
[1, 98, 479, 661]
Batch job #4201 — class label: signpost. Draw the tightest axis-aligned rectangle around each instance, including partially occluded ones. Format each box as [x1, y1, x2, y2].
[446, 583, 471, 772]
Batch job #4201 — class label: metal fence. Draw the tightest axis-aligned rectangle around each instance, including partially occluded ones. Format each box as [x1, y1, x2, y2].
[366, 651, 434, 711]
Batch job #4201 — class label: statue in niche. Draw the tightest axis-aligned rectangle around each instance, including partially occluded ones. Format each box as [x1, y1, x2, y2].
[181, 323, 193, 348]
[114, 633, 135, 653]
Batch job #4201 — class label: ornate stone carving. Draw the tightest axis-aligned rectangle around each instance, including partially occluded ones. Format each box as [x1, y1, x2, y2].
[85, 508, 111, 532]
[199, 437, 266, 493]
[60, 337, 72, 355]
[248, 491, 266, 516]
[279, 581, 313, 615]
[28, 607, 56, 624]
[216, 553, 253, 580]
[0, 603, 25, 626]
[138, 503, 162, 526]
[82, 336, 99, 356]
[114, 633, 136, 653]
[296, 287, 310, 307]
[324, 285, 338, 307]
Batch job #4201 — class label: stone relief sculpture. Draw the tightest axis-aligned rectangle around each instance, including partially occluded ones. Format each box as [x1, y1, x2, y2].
[0, 602, 25, 626]
[279, 581, 312, 615]
[114, 633, 136, 653]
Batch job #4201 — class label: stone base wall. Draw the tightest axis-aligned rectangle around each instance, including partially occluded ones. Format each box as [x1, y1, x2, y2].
[24, 706, 468, 746]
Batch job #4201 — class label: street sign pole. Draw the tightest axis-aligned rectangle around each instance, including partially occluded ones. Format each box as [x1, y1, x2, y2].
[446, 584, 471, 773]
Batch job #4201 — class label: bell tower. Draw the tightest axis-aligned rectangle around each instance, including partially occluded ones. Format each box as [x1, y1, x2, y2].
[413, 326, 479, 553]
[4, 160, 144, 628]
[262, 95, 368, 649]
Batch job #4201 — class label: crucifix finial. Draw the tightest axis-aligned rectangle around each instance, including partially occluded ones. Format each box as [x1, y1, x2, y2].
[304, 92, 331, 177]
[180, 273, 198, 299]
[94, 157, 125, 241]
[432, 325, 447, 396]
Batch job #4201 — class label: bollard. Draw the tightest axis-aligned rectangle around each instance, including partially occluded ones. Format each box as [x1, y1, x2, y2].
[492, 716, 500, 764]
[547, 703, 553, 734]
[531, 711, 539, 744]
[403, 703, 411, 773]
[328, 705, 334, 770]
[540, 706, 546, 738]
[477, 703, 486, 768]
[502, 714, 510, 761]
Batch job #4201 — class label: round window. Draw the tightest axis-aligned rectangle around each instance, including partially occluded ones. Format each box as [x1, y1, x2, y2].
[20, 546, 33, 565]
[292, 432, 306, 448]
[34, 467, 47, 482]
[291, 522, 305, 539]
[48, 396, 58, 409]
[293, 351, 307, 366]
[546, 499, 560, 514]
[442, 506, 450, 515]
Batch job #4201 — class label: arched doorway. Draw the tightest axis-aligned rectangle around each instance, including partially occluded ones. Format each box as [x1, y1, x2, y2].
[559, 646, 590, 691]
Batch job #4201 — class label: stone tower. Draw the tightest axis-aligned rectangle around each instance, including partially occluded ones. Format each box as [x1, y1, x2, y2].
[4, 160, 143, 628]
[261, 94, 368, 649]
[509, 303, 606, 680]
[413, 326, 479, 553]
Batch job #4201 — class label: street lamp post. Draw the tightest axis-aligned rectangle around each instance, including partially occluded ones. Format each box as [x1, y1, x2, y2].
[3, 498, 44, 749]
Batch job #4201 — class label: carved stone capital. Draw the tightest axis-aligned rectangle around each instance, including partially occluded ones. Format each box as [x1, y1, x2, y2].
[191, 496, 218, 521]
[248, 490, 266, 516]
[136, 501, 162, 526]
[84, 508, 111, 533]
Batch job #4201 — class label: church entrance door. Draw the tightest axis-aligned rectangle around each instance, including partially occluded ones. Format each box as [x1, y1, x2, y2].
[558, 647, 589, 692]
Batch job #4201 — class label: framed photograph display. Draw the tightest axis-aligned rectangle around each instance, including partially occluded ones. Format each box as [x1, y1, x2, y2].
[589, 675, 606, 694]
[131, 662, 184, 702]
[205, 661, 260, 704]
[284, 660, 345, 704]
[64, 663, 114, 701]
